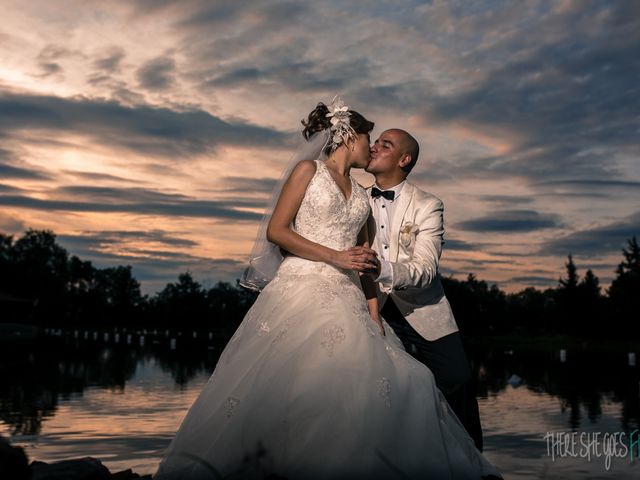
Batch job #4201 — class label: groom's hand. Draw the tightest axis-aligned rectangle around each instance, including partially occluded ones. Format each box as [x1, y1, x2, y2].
[347, 246, 380, 276]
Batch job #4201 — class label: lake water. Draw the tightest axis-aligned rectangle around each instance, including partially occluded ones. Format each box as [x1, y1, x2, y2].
[2, 327, 640, 479]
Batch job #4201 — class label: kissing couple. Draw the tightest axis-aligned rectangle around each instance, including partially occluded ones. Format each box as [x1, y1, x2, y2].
[155, 97, 502, 479]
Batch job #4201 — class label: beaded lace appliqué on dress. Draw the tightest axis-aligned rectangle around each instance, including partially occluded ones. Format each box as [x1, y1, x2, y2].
[377, 377, 392, 408]
[321, 324, 347, 357]
[225, 397, 240, 418]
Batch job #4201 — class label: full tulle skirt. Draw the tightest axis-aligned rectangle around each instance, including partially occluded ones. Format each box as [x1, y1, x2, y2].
[155, 259, 500, 479]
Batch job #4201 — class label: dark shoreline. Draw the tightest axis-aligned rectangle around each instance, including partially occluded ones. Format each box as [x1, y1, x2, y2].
[1, 436, 152, 480]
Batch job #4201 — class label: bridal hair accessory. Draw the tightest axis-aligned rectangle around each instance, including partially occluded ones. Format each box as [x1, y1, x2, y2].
[326, 95, 357, 152]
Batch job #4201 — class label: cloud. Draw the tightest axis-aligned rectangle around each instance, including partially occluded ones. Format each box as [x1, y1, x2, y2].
[452, 257, 514, 267]
[92, 46, 126, 73]
[78, 0, 639, 187]
[0, 163, 50, 180]
[174, 1, 309, 31]
[349, 2, 640, 186]
[61, 170, 148, 184]
[531, 179, 640, 199]
[1, 0, 638, 292]
[442, 238, 478, 251]
[136, 56, 177, 90]
[509, 275, 557, 288]
[429, 3, 639, 180]
[0, 213, 28, 234]
[58, 229, 199, 249]
[477, 195, 534, 206]
[535, 179, 640, 189]
[205, 57, 372, 93]
[0, 184, 264, 220]
[218, 176, 277, 195]
[32, 43, 88, 79]
[0, 147, 52, 180]
[542, 212, 640, 256]
[34, 44, 71, 79]
[456, 210, 562, 233]
[56, 230, 245, 294]
[0, 89, 287, 159]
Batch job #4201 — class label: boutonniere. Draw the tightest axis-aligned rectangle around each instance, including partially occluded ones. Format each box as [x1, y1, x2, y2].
[399, 222, 420, 247]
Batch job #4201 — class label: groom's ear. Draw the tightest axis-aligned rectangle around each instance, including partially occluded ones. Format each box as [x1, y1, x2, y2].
[398, 153, 412, 169]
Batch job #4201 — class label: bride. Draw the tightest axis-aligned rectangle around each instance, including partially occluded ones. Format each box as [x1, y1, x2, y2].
[154, 98, 501, 479]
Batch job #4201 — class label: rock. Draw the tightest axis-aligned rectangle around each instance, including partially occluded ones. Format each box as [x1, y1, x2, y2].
[111, 469, 152, 479]
[0, 435, 30, 480]
[30, 457, 111, 480]
[1, 436, 152, 480]
[30, 458, 153, 479]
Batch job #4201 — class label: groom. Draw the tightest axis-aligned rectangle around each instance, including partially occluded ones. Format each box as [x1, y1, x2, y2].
[356, 128, 484, 452]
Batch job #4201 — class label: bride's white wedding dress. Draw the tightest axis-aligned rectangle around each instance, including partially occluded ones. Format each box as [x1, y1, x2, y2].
[155, 160, 501, 480]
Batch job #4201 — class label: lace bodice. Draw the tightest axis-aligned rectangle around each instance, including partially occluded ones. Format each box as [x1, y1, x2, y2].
[293, 160, 369, 249]
[275, 160, 370, 278]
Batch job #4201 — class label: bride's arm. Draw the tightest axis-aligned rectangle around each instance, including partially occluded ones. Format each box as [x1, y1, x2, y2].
[266, 160, 376, 271]
[357, 222, 385, 336]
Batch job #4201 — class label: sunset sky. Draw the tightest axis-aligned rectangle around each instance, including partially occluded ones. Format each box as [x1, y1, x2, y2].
[1, 0, 638, 295]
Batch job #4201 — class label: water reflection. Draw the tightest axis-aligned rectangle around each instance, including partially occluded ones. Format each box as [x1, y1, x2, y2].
[0, 328, 227, 437]
[1, 329, 639, 478]
[468, 343, 640, 432]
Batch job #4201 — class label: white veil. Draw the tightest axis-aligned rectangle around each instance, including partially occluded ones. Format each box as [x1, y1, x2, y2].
[239, 129, 331, 291]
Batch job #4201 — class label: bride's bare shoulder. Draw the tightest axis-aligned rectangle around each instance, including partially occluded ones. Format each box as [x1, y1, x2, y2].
[293, 159, 318, 173]
[287, 159, 318, 182]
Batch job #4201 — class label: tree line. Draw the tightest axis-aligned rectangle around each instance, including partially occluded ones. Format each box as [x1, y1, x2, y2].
[1, 229, 638, 338]
[443, 237, 640, 338]
[0, 229, 257, 331]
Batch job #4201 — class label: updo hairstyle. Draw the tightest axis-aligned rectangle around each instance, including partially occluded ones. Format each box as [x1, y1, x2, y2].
[301, 102, 374, 155]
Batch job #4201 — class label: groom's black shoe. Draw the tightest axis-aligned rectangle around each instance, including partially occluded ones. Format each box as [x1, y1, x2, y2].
[482, 475, 503, 479]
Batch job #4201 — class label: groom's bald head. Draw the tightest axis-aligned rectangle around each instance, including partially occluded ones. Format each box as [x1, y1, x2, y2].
[367, 129, 421, 185]
[386, 128, 419, 174]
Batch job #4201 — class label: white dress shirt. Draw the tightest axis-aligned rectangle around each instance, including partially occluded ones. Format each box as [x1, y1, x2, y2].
[371, 180, 406, 285]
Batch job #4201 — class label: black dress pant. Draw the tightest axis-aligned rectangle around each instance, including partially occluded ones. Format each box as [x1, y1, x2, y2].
[381, 297, 484, 452]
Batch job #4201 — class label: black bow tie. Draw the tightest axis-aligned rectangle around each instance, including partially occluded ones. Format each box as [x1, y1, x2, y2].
[371, 187, 395, 201]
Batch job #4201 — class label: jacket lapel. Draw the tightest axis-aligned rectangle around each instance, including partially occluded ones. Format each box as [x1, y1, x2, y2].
[390, 182, 414, 261]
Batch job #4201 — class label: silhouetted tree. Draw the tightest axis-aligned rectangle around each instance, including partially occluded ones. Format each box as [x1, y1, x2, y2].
[94, 266, 144, 321]
[151, 272, 209, 327]
[580, 269, 600, 296]
[9, 229, 70, 319]
[67, 255, 95, 294]
[208, 281, 258, 327]
[66, 255, 98, 320]
[559, 254, 579, 290]
[4, 226, 636, 339]
[505, 287, 555, 334]
[577, 269, 602, 335]
[0, 233, 15, 294]
[608, 237, 640, 335]
[442, 274, 507, 335]
[555, 254, 580, 333]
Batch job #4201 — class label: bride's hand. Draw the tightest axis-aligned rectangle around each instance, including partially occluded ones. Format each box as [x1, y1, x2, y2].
[333, 246, 379, 272]
[330, 248, 378, 271]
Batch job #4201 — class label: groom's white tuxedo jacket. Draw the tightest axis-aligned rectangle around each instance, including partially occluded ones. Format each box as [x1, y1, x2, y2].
[366, 182, 459, 341]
